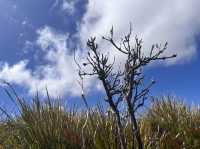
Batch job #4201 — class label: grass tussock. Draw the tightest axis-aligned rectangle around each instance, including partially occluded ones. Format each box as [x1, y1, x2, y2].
[0, 96, 89, 149]
[0, 92, 200, 148]
[141, 96, 200, 148]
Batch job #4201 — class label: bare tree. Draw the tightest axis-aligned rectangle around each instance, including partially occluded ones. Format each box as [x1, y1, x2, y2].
[78, 25, 176, 149]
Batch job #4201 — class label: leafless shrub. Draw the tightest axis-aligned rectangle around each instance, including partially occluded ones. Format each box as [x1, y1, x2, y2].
[77, 24, 176, 149]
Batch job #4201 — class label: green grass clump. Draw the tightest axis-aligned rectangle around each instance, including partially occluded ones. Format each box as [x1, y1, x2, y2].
[0, 92, 92, 149]
[140, 96, 200, 148]
[0, 90, 200, 149]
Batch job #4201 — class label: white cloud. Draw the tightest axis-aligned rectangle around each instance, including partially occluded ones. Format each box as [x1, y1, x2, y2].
[62, 0, 76, 15]
[36, 26, 68, 52]
[0, 26, 94, 97]
[0, 60, 33, 85]
[50, 0, 77, 15]
[79, 0, 200, 64]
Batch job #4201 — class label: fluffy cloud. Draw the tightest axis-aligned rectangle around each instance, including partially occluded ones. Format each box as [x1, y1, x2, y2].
[51, 0, 77, 15]
[62, 0, 76, 15]
[0, 26, 93, 97]
[79, 0, 200, 64]
[0, 60, 33, 85]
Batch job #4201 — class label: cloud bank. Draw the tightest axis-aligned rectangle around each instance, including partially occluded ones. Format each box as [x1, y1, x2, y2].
[0, 0, 200, 97]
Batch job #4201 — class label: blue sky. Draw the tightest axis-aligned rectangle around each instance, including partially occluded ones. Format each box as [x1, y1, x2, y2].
[0, 0, 200, 108]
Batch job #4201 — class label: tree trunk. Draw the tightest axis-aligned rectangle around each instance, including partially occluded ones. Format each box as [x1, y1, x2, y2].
[130, 112, 143, 149]
[115, 110, 127, 149]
